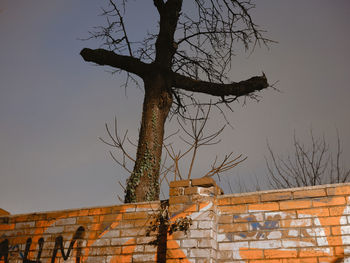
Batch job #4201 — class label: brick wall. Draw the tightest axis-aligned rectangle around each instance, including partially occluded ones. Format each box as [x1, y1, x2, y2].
[217, 184, 350, 262]
[1, 178, 350, 262]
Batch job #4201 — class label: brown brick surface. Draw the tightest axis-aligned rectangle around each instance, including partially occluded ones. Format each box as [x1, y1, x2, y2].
[293, 188, 326, 199]
[169, 179, 191, 188]
[313, 196, 346, 207]
[248, 202, 279, 211]
[327, 185, 350, 195]
[231, 194, 260, 204]
[169, 195, 190, 205]
[169, 187, 184, 196]
[261, 191, 292, 202]
[191, 177, 216, 187]
[0, 208, 10, 216]
[217, 197, 231, 206]
[184, 186, 199, 195]
[1, 181, 350, 262]
[279, 200, 312, 210]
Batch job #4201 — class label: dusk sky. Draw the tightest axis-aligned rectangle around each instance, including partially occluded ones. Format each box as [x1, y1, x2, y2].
[1, 0, 350, 214]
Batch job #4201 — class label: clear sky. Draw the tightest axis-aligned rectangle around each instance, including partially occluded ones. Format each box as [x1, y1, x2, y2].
[1, 0, 349, 214]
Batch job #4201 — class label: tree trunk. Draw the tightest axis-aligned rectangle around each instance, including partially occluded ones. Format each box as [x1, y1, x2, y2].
[124, 72, 173, 203]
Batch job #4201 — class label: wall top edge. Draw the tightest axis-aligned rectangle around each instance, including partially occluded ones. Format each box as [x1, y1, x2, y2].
[3, 181, 350, 218]
[0, 200, 161, 218]
[218, 181, 350, 199]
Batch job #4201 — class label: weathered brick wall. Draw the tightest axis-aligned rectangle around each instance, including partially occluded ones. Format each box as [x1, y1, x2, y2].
[0, 202, 162, 262]
[1, 178, 350, 262]
[217, 184, 350, 262]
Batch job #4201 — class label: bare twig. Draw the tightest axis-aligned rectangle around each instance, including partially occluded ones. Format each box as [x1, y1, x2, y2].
[99, 117, 135, 174]
[266, 129, 350, 189]
[204, 154, 247, 177]
[164, 105, 245, 181]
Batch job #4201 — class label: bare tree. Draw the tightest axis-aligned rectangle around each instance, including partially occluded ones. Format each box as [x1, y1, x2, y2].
[266, 130, 350, 189]
[164, 106, 246, 180]
[101, 106, 246, 201]
[80, 0, 272, 203]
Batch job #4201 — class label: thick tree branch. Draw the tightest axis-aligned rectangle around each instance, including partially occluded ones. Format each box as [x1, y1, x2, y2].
[172, 72, 269, 97]
[155, 0, 182, 67]
[153, 0, 165, 11]
[80, 48, 149, 77]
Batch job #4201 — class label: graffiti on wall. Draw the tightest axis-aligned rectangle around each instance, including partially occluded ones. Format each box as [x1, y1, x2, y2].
[0, 202, 212, 263]
[1, 193, 350, 262]
[218, 197, 350, 262]
[0, 210, 123, 263]
[1, 226, 84, 263]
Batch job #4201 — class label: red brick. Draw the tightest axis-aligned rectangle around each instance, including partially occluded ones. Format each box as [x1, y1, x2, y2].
[218, 215, 233, 224]
[198, 186, 217, 196]
[280, 200, 312, 210]
[13, 215, 31, 223]
[325, 236, 344, 246]
[299, 248, 331, 258]
[334, 246, 346, 256]
[166, 260, 188, 263]
[261, 191, 292, 202]
[319, 216, 342, 226]
[264, 249, 297, 258]
[319, 257, 341, 263]
[283, 259, 317, 263]
[331, 226, 342, 235]
[313, 196, 346, 207]
[100, 214, 119, 222]
[169, 180, 190, 188]
[135, 202, 160, 211]
[250, 259, 281, 263]
[133, 219, 150, 227]
[0, 224, 14, 230]
[191, 177, 216, 187]
[169, 187, 184, 196]
[220, 204, 247, 214]
[78, 209, 89, 216]
[169, 195, 190, 205]
[66, 211, 79, 217]
[121, 244, 136, 254]
[121, 227, 146, 237]
[231, 194, 260, 204]
[239, 249, 263, 259]
[184, 186, 199, 195]
[218, 222, 248, 233]
[329, 206, 346, 216]
[0, 209, 10, 216]
[123, 211, 148, 220]
[191, 194, 214, 203]
[327, 185, 350, 196]
[9, 236, 28, 244]
[168, 203, 184, 213]
[248, 202, 279, 211]
[217, 197, 231, 206]
[77, 216, 97, 224]
[293, 188, 326, 199]
[297, 207, 329, 217]
[88, 207, 112, 216]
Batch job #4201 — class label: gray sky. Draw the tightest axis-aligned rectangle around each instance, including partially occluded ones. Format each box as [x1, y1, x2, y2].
[1, 0, 349, 214]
